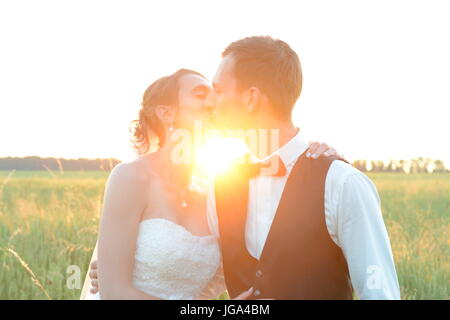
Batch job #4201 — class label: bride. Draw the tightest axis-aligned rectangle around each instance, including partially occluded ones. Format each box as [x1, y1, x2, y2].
[80, 68, 338, 300]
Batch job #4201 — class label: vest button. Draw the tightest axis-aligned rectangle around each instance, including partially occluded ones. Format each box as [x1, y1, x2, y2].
[253, 289, 261, 297]
[255, 270, 263, 278]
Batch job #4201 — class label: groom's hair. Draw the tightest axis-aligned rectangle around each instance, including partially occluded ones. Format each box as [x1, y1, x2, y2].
[222, 36, 302, 119]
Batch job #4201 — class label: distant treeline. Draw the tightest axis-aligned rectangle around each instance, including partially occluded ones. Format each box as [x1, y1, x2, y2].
[353, 158, 449, 173]
[0, 156, 448, 173]
[0, 156, 121, 172]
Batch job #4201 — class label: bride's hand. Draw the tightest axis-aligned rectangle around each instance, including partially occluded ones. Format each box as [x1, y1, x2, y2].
[232, 288, 274, 300]
[233, 287, 254, 300]
[306, 141, 342, 159]
[89, 260, 99, 294]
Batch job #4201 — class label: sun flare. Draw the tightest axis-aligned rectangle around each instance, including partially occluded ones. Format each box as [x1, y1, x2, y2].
[194, 137, 249, 178]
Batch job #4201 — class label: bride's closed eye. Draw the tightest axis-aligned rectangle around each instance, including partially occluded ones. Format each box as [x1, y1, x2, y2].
[192, 86, 211, 100]
[196, 93, 207, 99]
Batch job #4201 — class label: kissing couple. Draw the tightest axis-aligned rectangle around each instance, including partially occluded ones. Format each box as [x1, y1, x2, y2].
[81, 36, 400, 300]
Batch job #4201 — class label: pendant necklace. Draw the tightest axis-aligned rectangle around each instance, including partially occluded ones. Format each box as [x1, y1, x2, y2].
[179, 184, 194, 209]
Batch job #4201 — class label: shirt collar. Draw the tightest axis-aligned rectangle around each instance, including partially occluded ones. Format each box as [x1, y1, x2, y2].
[251, 128, 309, 167]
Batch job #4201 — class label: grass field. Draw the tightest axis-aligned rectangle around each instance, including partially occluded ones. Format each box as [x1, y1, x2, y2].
[0, 170, 448, 299]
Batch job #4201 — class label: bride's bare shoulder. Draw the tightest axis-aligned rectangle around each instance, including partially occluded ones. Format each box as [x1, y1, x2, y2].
[107, 156, 152, 187]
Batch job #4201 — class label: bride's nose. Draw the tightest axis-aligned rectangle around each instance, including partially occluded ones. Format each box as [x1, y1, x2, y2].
[203, 92, 216, 113]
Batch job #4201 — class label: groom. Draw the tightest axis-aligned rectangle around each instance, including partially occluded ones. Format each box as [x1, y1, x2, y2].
[205, 36, 399, 300]
[91, 36, 400, 299]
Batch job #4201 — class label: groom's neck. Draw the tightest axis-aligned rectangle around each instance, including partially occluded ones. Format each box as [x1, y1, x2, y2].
[247, 117, 298, 158]
[277, 121, 298, 149]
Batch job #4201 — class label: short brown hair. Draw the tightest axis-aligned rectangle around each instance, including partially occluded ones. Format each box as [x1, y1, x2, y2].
[222, 36, 302, 119]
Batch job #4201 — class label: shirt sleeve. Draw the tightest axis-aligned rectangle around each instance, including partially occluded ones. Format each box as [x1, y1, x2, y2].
[330, 169, 401, 300]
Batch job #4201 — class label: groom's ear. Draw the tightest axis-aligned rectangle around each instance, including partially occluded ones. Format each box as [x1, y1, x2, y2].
[243, 86, 261, 113]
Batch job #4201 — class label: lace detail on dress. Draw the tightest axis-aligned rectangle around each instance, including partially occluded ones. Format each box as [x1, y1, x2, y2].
[132, 218, 221, 300]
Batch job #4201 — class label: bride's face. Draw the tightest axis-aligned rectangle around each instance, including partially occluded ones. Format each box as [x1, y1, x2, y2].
[175, 74, 214, 131]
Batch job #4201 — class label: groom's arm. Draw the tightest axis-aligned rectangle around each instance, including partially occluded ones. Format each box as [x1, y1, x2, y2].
[325, 161, 401, 300]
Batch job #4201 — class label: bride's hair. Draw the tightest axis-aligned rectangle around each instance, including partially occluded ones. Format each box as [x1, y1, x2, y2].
[131, 68, 205, 154]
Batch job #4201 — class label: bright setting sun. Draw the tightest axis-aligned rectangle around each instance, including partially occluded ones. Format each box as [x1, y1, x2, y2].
[194, 137, 249, 178]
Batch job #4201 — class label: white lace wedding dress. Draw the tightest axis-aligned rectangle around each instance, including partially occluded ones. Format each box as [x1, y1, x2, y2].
[81, 218, 224, 300]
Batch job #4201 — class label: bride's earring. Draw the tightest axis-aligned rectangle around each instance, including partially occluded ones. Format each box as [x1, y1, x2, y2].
[169, 122, 174, 132]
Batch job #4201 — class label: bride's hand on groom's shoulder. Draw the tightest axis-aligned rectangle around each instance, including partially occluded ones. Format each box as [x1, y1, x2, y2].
[306, 141, 343, 159]
[89, 260, 99, 294]
[232, 288, 274, 300]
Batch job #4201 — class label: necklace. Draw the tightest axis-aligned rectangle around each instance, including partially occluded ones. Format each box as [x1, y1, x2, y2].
[180, 189, 188, 208]
[147, 155, 193, 209]
[154, 161, 194, 209]
[178, 183, 194, 209]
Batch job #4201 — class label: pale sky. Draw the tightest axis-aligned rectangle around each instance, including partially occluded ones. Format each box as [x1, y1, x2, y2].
[1, 0, 449, 165]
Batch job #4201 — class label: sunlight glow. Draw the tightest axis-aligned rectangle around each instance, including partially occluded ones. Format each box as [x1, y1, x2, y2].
[194, 137, 249, 178]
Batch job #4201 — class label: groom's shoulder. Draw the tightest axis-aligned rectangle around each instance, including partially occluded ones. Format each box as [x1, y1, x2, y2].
[326, 158, 376, 192]
[304, 156, 360, 179]
[323, 160, 383, 215]
[329, 158, 360, 176]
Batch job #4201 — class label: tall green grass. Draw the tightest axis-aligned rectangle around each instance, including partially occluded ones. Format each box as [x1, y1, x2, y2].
[0, 170, 104, 299]
[0, 170, 448, 299]
[369, 173, 449, 299]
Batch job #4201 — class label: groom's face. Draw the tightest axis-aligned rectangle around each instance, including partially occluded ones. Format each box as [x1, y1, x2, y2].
[211, 55, 249, 129]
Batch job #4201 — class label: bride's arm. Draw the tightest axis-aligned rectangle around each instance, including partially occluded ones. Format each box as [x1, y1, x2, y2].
[197, 260, 227, 300]
[97, 162, 160, 300]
